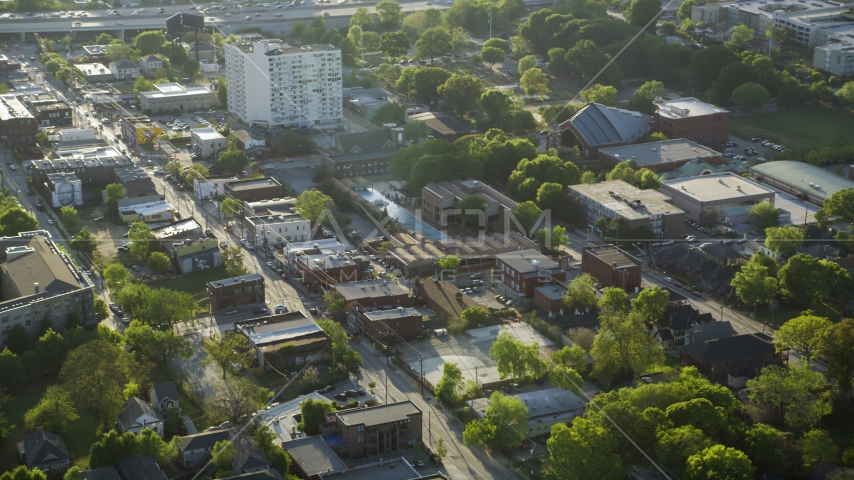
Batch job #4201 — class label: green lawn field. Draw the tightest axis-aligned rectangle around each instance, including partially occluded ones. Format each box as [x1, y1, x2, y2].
[730, 108, 854, 149]
[148, 265, 230, 296]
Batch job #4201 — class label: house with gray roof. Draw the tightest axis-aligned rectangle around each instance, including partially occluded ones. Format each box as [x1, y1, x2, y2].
[109, 59, 139, 80]
[117, 397, 164, 437]
[233, 434, 271, 474]
[685, 321, 737, 345]
[17, 430, 70, 476]
[178, 428, 236, 469]
[679, 334, 781, 382]
[284, 436, 347, 478]
[324, 126, 406, 178]
[149, 382, 180, 414]
[80, 466, 121, 480]
[220, 471, 283, 480]
[117, 455, 167, 480]
[559, 103, 651, 159]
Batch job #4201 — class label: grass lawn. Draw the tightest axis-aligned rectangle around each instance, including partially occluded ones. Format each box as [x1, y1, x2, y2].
[114, 83, 135, 94]
[0, 375, 101, 471]
[730, 108, 854, 149]
[146, 368, 210, 432]
[148, 266, 229, 296]
[754, 301, 844, 328]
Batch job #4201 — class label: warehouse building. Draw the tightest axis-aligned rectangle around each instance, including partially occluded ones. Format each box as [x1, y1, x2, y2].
[660, 173, 776, 224]
[750, 161, 854, 204]
[598, 139, 723, 173]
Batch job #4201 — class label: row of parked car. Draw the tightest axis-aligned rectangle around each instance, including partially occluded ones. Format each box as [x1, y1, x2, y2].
[684, 219, 720, 237]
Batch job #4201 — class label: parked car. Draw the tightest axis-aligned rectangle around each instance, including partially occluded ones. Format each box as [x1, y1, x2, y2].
[334, 392, 348, 401]
[253, 307, 270, 314]
[224, 308, 238, 315]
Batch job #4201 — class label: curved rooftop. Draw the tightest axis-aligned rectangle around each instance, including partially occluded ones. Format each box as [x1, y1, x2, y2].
[564, 103, 651, 146]
[750, 161, 854, 202]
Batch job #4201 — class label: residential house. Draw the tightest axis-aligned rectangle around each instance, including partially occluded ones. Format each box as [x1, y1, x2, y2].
[284, 436, 347, 479]
[494, 250, 567, 303]
[178, 429, 236, 469]
[139, 55, 164, 77]
[799, 243, 841, 260]
[149, 382, 180, 414]
[546, 308, 600, 334]
[679, 333, 782, 382]
[233, 130, 270, 162]
[685, 321, 738, 345]
[184, 41, 218, 62]
[220, 471, 284, 480]
[320, 401, 422, 458]
[232, 434, 271, 474]
[698, 22, 735, 42]
[651, 303, 715, 348]
[117, 397, 164, 437]
[654, 245, 736, 293]
[109, 60, 140, 80]
[415, 278, 477, 320]
[700, 243, 747, 267]
[80, 466, 121, 480]
[117, 455, 167, 480]
[17, 431, 71, 476]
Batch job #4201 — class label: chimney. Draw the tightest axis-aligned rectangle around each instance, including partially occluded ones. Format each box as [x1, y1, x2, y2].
[34, 282, 39, 294]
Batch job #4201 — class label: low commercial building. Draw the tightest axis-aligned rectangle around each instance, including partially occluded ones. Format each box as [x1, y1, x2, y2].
[598, 139, 723, 173]
[534, 284, 567, 314]
[422, 179, 517, 225]
[34, 102, 72, 127]
[139, 83, 217, 115]
[170, 238, 221, 274]
[468, 388, 586, 437]
[294, 249, 370, 289]
[558, 103, 651, 159]
[0, 94, 37, 148]
[178, 429, 236, 469]
[207, 273, 265, 311]
[494, 250, 567, 303]
[814, 42, 854, 77]
[324, 126, 405, 178]
[190, 127, 226, 161]
[660, 172, 776, 223]
[225, 178, 284, 203]
[118, 200, 174, 223]
[359, 307, 423, 342]
[415, 278, 478, 320]
[0, 232, 96, 346]
[121, 115, 163, 147]
[581, 245, 643, 293]
[236, 312, 330, 370]
[75, 63, 113, 83]
[404, 111, 477, 141]
[751, 160, 854, 204]
[653, 98, 730, 144]
[151, 219, 203, 248]
[31, 146, 133, 185]
[193, 176, 237, 201]
[321, 401, 422, 458]
[569, 180, 686, 239]
[242, 212, 310, 245]
[280, 238, 347, 265]
[333, 279, 410, 312]
[114, 165, 157, 197]
[44, 173, 83, 208]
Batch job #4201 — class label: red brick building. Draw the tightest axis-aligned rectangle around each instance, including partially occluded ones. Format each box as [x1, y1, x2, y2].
[534, 285, 567, 313]
[415, 278, 479, 320]
[294, 250, 370, 289]
[333, 279, 410, 312]
[322, 402, 422, 458]
[0, 94, 37, 148]
[494, 250, 567, 303]
[225, 178, 283, 203]
[359, 307, 423, 341]
[581, 245, 642, 293]
[207, 273, 265, 311]
[653, 98, 730, 144]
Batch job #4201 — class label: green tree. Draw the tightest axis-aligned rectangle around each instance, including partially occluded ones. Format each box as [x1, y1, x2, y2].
[580, 171, 596, 184]
[817, 319, 854, 394]
[93, 298, 109, 321]
[438, 74, 482, 118]
[563, 273, 599, 311]
[123, 320, 192, 365]
[23, 385, 78, 433]
[626, 0, 661, 27]
[591, 309, 664, 377]
[775, 313, 832, 364]
[685, 445, 754, 480]
[415, 27, 452, 62]
[376, 0, 405, 27]
[520, 67, 549, 98]
[69, 227, 97, 256]
[435, 361, 463, 403]
[510, 201, 542, 235]
[253, 425, 292, 476]
[0, 209, 39, 237]
[379, 31, 410, 62]
[437, 254, 460, 273]
[403, 120, 430, 144]
[183, 59, 200, 79]
[507, 154, 580, 194]
[217, 149, 249, 174]
[518, 55, 537, 74]
[4, 325, 30, 355]
[216, 76, 227, 108]
[599, 287, 628, 313]
[207, 376, 269, 426]
[105, 184, 126, 215]
[469, 129, 537, 185]
[638, 169, 662, 190]
[457, 194, 485, 229]
[656, 426, 714, 476]
[535, 225, 569, 253]
[551, 364, 584, 395]
[747, 365, 830, 430]
[60, 340, 148, 428]
[480, 46, 505, 67]
[535, 182, 565, 211]
[461, 306, 489, 328]
[211, 439, 236, 475]
[295, 189, 334, 225]
[463, 391, 529, 451]
[133, 76, 156, 94]
[731, 262, 778, 313]
[678, 0, 696, 19]
[631, 286, 669, 322]
[103, 263, 131, 292]
[350, 6, 375, 29]
[730, 25, 755, 49]
[580, 84, 617, 106]
[732, 82, 770, 111]
[690, 45, 740, 89]
[816, 188, 854, 224]
[548, 419, 623, 480]
[146, 252, 171, 274]
[0, 467, 47, 480]
[764, 226, 804, 257]
[134, 31, 166, 55]
[779, 254, 851, 307]
[297, 398, 337, 435]
[551, 345, 586, 370]
[220, 198, 243, 217]
[749, 201, 780, 232]
[128, 222, 155, 261]
[742, 423, 789, 476]
[371, 102, 407, 125]
[799, 429, 838, 469]
[489, 332, 547, 380]
[201, 332, 254, 379]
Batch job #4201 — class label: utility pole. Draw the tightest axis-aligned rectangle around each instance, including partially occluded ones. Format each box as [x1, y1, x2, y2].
[385, 371, 388, 404]
[419, 354, 423, 396]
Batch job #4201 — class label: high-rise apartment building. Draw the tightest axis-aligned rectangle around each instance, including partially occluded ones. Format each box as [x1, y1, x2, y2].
[225, 40, 342, 129]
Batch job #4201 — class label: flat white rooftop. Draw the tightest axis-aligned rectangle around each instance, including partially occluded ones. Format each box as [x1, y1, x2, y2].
[661, 172, 775, 202]
[655, 97, 728, 119]
[140, 83, 213, 99]
[192, 127, 224, 141]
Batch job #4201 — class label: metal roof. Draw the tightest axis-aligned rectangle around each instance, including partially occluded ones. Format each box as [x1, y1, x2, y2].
[750, 161, 854, 201]
[568, 103, 650, 146]
[335, 401, 421, 427]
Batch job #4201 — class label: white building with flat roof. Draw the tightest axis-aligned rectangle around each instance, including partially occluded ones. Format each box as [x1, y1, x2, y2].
[774, 6, 854, 47]
[139, 83, 217, 114]
[660, 172, 776, 224]
[814, 41, 854, 77]
[225, 40, 342, 129]
[189, 127, 226, 160]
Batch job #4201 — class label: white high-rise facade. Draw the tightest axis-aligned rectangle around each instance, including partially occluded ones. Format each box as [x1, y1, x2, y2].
[225, 40, 342, 129]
